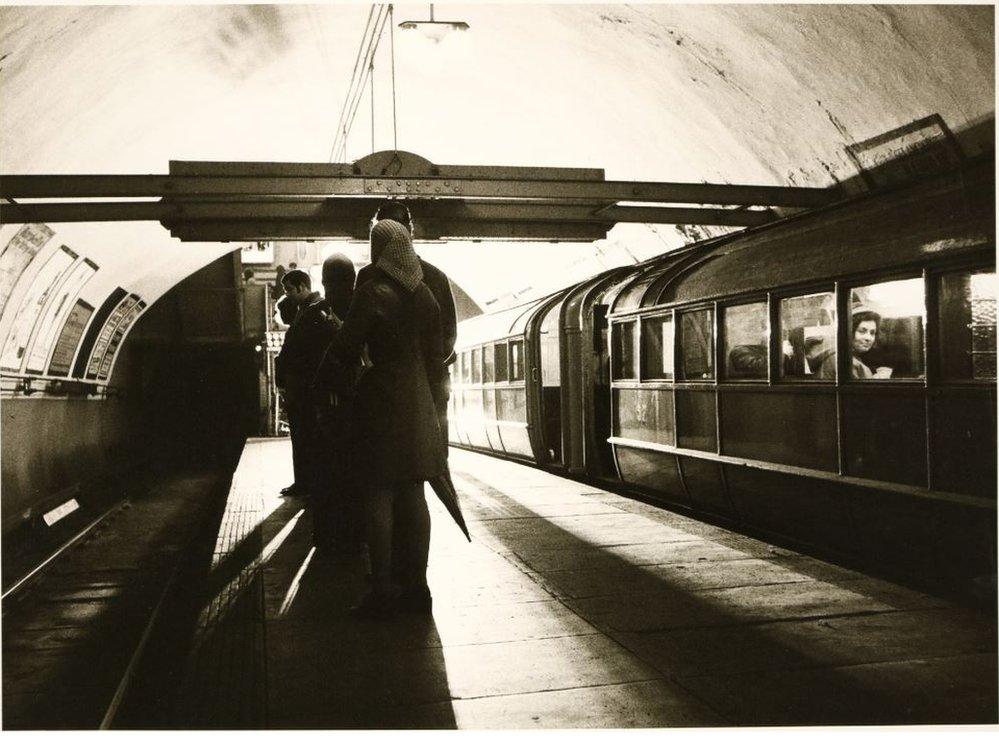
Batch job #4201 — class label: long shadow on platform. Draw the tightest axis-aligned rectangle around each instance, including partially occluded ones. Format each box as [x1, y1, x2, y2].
[259, 524, 459, 729]
[449, 468, 997, 726]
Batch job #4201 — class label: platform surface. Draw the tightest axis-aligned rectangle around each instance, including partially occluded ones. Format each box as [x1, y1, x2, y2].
[186, 438, 997, 728]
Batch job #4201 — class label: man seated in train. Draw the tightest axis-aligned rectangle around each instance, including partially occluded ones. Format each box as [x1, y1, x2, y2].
[274, 269, 334, 497]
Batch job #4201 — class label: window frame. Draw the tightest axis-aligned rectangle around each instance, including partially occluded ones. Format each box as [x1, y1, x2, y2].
[839, 271, 928, 385]
[508, 338, 525, 383]
[931, 264, 997, 387]
[676, 304, 716, 383]
[773, 284, 838, 384]
[482, 340, 496, 384]
[720, 297, 769, 383]
[470, 345, 482, 385]
[610, 317, 640, 382]
[638, 309, 674, 383]
[493, 340, 510, 384]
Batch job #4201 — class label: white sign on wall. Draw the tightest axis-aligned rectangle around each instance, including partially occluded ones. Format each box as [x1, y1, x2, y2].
[0, 245, 77, 372]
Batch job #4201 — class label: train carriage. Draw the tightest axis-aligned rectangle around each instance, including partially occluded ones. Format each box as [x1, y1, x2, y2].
[452, 155, 996, 594]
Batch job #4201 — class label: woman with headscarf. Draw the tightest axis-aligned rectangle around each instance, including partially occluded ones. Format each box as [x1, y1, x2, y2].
[327, 220, 446, 616]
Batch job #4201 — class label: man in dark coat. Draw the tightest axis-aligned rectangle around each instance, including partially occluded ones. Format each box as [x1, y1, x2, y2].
[311, 254, 362, 550]
[329, 220, 446, 617]
[357, 201, 457, 451]
[274, 269, 332, 498]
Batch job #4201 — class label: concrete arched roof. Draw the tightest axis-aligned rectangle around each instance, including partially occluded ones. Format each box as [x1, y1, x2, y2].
[0, 3, 993, 376]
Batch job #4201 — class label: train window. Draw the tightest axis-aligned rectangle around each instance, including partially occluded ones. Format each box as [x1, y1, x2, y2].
[509, 339, 524, 381]
[678, 309, 714, 380]
[494, 342, 509, 382]
[779, 292, 835, 379]
[611, 320, 638, 380]
[471, 347, 482, 384]
[460, 352, 470, 383]
[482, 342, 495, 383]
[938, 270, 997, 381]
[724, 302, 768, 379]
[847, 278, 925, 380]
[641, 313, 674, 380]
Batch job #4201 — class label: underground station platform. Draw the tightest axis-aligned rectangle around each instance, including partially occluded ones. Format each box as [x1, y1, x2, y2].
[2, 438, 996, 730]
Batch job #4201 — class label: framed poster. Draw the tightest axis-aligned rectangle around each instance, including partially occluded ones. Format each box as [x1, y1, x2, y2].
[0, 245, 77, 372]
[84, 294, 138, 380]
[96, 298, 146, 381]
[48, 300, 95, 377]
[0, 223, 55, 316]
[72, 287, 127, 379]
[25, 258, 99, 374]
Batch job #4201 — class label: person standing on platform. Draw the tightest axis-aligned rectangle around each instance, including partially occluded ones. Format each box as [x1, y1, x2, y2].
[357, 201, 458, 451]
[274, 269, 332, 498]
[328, 220, 446, 617]
[310, 254, 362, 552]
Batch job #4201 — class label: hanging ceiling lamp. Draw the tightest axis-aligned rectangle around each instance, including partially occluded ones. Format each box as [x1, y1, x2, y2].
[398, 4, 469, 43]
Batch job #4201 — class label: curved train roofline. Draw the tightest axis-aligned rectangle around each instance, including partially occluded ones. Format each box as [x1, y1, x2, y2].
[448, 157, 997, 597]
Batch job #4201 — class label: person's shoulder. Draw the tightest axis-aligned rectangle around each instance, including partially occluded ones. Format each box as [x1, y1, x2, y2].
[419, 258, 445, 278]
[355, 273, 401, 304]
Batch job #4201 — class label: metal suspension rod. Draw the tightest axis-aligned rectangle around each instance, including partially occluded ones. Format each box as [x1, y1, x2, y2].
[370, 58, 375, 154]
[390, 4, 398, 151]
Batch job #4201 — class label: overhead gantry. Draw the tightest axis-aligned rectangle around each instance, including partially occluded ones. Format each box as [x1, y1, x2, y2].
[0, 150, 839, 242]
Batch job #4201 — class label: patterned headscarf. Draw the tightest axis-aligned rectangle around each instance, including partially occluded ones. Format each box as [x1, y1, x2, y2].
[371, 219, 423, 292]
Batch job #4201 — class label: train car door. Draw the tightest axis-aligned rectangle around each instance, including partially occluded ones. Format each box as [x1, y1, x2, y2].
[526, 295, 565, 467]
[589, 303, 616, 477]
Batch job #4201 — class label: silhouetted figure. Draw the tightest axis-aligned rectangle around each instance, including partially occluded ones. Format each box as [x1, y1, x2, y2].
[275, 269, 333, 498]
[328, 220, 446, 617]
[358, 201, 457, 450]
[311, 254, 362, 551]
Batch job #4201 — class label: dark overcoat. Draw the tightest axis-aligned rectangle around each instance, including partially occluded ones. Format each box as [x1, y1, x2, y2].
[356, 258, 456, 406]
[330, 270, 446, 485]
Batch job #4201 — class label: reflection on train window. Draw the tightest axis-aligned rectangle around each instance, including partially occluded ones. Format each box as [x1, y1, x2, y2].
[509, 339, 524, 381]
[780, 292, 835, 379]
[641, 313, 674, 380]
[724, 302, 768, 379]
[939, 270, 997, 381]
[482, 342, 495, 383]
[678, 309, 714, 380]
[494, 342, 509, 382]
[471, 346, 482, 384]
[460, 352, 470, 383]
[611, 320, 638, 380]
[848, 278, 925, 380]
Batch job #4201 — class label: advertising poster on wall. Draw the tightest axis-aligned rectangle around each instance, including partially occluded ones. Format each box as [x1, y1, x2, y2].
[0, 245, 77, 372]
[71, 287, 127, 379]
[47, 300, 95, 377]
[84, 294, 138, 380]
[96, 298, 146, 381]
[25, 258, 99, 374]
[0, 223, 55, 316]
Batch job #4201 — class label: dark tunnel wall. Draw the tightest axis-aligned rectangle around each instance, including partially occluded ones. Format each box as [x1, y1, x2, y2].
[1, 251, 259, 535]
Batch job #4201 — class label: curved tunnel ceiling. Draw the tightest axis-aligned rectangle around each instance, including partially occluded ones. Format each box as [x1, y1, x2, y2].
[0, 4, 994, 341]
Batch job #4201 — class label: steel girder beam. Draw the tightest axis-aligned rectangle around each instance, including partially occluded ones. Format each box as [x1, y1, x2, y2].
[0, 199, 776, 228]
[0, 173, 832, 208]
[0, 150, 837, 241]
[162, 220, 612, 243]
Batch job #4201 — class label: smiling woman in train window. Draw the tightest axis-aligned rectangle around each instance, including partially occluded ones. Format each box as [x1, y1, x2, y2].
[817, 308, 893, 380]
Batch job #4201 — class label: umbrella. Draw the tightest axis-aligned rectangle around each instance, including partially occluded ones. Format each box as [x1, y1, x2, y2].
[428, 463, 471, 542]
